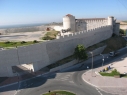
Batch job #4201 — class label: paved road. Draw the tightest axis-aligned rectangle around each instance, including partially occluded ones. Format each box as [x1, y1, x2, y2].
[0, 47, 126, 95]
[15, 70, 110, 95]
[0, 66, 111, 95]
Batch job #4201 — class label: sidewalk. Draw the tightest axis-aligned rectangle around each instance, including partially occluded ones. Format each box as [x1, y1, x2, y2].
[82, 68, 127, 95]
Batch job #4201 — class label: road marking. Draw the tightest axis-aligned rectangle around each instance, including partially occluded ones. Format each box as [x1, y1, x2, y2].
[96, 88, 103, 95]
[66, 75, 71, 76]
[61, 78, 68, 81]
[62, 76, 69, 79]
[69, 81, 74, 83]
[96, 88, 99, 91]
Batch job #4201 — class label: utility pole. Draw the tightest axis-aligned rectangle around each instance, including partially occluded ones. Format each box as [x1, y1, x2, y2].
[100, 54, 104, 67]
[90, 52, 93, 77]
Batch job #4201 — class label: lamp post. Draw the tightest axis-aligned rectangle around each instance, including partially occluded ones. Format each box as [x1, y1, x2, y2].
[16, 46, 20, 65]
[100, 54, 104, 67]
[16, 72, 19, 83]
[90, 52, 93, 76]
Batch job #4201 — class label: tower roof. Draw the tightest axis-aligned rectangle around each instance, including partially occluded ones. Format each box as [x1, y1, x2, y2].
[66, 14, 73, 16]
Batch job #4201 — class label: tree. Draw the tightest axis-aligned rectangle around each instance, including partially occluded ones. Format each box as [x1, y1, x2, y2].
[119, 29, 125, 35]
[74, 44, 88, 62]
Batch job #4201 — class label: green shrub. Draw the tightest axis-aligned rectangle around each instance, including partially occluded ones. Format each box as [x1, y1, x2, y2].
[42, 36, 55, 40]
[21, 41, 26, 44]
[4, 41, 10, 44]
[119, 29, 125, 35]
[33, 40, 38, 43]
[111, 69, 120, 75]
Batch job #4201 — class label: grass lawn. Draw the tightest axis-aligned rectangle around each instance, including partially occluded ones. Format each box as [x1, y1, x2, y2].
[99, 72, 127, 78]
[42, 30, 59, 40]
[43, 91, 76, 95]
[99, 69, 121, 77]
[0, 41, 41, 48]
[99, 72, 114, 77]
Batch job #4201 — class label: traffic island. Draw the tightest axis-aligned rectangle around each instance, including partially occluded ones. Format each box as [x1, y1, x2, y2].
[99, 69, 127, 78]
[42, 90, 76, 95]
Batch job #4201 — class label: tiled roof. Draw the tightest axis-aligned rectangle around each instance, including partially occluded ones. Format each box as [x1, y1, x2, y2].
[66, 14, 73, 16]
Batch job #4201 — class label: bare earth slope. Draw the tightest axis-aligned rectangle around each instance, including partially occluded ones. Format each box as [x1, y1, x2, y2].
[102, 35, 126, 53]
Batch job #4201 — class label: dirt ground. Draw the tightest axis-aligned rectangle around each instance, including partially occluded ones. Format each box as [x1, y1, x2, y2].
[0, 31, 46, 41]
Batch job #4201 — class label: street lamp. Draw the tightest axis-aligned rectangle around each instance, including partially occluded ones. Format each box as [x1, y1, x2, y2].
[16, 72, 19, 83]
[100, 54, 104, 67]
[16, 46, 20, 65]
[90, 52, 93, 76]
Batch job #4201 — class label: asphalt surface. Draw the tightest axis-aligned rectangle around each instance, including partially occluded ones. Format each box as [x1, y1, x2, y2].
[0, 47, 127, 95]
[15, 70, 109, 95]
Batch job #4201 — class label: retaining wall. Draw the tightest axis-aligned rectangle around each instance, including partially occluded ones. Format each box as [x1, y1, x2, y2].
[0, 25, 112, 77]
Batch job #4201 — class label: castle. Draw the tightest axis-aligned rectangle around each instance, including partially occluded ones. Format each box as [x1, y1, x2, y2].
[54, 14, 120, 36]
[0, 14, 120, 77]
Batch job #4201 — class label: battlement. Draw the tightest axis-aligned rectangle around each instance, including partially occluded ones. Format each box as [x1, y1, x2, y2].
[76, 19, 108, 23]
[57, 25, 112, 39]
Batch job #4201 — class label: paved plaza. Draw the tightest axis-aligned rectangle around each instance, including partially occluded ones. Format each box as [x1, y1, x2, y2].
[82, 54, 127, 95]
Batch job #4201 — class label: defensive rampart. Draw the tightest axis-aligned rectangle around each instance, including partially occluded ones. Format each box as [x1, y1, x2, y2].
[0, 25, 112, 77]
[75, 19, 108, 31]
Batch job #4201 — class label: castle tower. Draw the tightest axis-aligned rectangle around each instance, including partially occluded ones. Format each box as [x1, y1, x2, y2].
[108, 16, 114, 26]
[63, 14, 76, 32]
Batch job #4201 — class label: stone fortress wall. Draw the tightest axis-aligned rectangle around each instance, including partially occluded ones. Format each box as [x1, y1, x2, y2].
[0, 14, 119, 77]
[0, 24, 113, 77]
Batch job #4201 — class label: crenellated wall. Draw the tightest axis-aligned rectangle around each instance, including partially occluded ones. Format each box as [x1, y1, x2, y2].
[59, 25, 111, 39]
[75, 19, 108, 32]
[0, 25, 113, 77]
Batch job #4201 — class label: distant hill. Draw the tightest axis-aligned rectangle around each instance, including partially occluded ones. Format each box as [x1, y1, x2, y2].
[123, 21, 127, 23]
[45, 22, 63, 26]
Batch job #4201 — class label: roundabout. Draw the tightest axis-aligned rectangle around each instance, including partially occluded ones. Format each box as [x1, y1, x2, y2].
[43, 90, 75, 95]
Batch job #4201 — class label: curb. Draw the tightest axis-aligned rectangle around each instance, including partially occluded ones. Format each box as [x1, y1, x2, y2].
[82, 71, 98, 88]
[0, 82, 18, 88]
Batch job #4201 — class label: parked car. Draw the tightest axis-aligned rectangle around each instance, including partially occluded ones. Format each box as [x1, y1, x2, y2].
[109, 51, 120, 57]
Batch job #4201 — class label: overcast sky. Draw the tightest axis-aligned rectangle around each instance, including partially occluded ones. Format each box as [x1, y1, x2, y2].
[0, 0, 127, 25]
